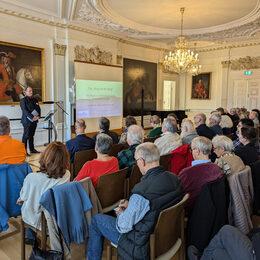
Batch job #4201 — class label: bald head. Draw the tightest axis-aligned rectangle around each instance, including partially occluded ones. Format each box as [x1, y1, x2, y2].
[75, 119, 86, 134]
[194, 113, 206, 127]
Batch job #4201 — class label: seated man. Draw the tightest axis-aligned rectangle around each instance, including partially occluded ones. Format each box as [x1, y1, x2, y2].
[86, 143, 183, 260]
[117, 125, 144, 178]
[209, 113, 223, 135]
[0, 116, 26, 164]
[233, 118, 254, 152]
[154, 118, 182, 155]
[179, 136, 223, 212]
[229, 108, 240, 122]
[65, 119, 95, 163]
[194, 113, 215, 140]
[92, 117, 118, 144]
[147, 115, 162, 138]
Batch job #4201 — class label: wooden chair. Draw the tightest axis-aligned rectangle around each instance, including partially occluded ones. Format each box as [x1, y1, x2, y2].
[73, 149, 97, 178]
[108, 143, 123, 157]
[96, 168, 128, 213]
[144, 135, 160, 143]
[21, 213, 47, 260]
[150, 194, 189, 260]
[107, 194, 189, 260]
[127, 165, 143, 197]
[159, 153, 172, 171]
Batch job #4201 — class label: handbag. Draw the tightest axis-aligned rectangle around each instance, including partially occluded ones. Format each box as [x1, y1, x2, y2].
[29, 188, 64, 260]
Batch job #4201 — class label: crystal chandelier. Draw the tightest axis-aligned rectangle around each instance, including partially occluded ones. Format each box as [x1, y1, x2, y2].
[163, 8, 201, 74]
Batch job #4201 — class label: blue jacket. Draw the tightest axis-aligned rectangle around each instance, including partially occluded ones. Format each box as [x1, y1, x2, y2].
[40, 181, 92, 249]
[0, 163, 32, 232]
[66, 134, 95, 163]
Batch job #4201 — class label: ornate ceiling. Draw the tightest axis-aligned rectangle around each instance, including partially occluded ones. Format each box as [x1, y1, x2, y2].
[1, 0, 260, 48]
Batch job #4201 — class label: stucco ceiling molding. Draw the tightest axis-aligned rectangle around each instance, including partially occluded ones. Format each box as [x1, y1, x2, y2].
[76, 0, 260, 41]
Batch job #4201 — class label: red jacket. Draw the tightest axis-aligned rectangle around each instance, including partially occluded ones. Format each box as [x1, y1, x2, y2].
[170, 144, 193, 175]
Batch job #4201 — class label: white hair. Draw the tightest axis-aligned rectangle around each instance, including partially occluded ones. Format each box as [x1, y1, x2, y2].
[135, 142, 160, 163]
[181, 119, 196, 137]
[210, 113, 221, 124]
[212, 135, 233, 152]
[127, 125, 144, 145]
[191, 136, 212, 155]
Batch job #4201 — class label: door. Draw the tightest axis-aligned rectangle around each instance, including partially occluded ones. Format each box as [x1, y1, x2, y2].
[163, 80, 176, 110]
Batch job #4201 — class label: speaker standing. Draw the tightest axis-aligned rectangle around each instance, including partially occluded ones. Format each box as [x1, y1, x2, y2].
[20, 86, 41, 156]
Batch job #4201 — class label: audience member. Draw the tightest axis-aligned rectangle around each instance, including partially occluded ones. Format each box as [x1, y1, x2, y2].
[178, 136, 223, 212]
[230, 108, 240, 122]
[17, 142, 70, 244]
[117, 125, 144, 177]
[249, 110, 260, 128]
[240, 107, 249, 119]
[209, 113, 223, 135]
[212, 135, 245, 176]
[181, 119, 198, 146]
[194, 113, 215, 139]
[147, 115, 162, 138]
[66, 119, 95, 163]
[154, 118, 182, 155]
[188, 225, 260, 260]
[75, 134, 119, 187]
[92, 117, 118, 144]
[86, 142, 183, 260]
[216, 107, 233, 135]
[119, 115, 137, 144]
[233, 118, 254, 151]
[0, 116, 26, 164]
[235, 126, 259, 165]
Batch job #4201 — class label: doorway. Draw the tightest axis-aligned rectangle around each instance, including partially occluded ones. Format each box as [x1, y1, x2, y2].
[163, 80, 176, 110]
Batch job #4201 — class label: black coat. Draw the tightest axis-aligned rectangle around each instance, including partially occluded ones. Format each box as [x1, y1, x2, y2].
[196, 124, 215, 140]
[188, 176, 229, 252]
[92, 130, 119, 144]
[20, 96, 41, 125]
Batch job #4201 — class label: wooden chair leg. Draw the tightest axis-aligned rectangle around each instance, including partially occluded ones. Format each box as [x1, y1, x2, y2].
[41, 213, 46, 250]
[21, 219, 25, 260]
[107, 243, 112, 260]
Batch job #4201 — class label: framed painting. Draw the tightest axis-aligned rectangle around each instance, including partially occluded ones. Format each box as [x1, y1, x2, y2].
[123, 58, 157, 116]
[191, 72, 211, 99]
[0, 41, 45, 104]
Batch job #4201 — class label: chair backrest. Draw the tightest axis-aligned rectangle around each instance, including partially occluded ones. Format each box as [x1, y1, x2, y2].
[159, 153, 172, 171]
[129, 165, 143, 193]
[150, 194, 189, 259]
[96, 168, 128, 209]
[144, 136, 160, 143]
[74, 149, 97, 177]
[108, 143, 123, 157]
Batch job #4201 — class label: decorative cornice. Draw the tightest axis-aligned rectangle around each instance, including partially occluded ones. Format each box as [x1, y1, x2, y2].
[54, 43, 67, 56]
[228, 56, 260, 70]
[221, 61, 231, 68]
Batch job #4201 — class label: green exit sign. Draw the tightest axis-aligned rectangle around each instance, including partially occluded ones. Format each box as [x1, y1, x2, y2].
[244, 71, 252, 75]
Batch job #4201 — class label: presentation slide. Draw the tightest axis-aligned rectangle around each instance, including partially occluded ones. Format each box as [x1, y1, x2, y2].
[76, 79, 122, 118]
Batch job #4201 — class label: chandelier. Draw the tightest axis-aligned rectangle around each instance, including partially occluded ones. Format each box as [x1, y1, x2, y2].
[163, 7, 201, 74]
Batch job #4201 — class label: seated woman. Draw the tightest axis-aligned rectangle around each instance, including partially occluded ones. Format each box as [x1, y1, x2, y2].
[119, 115, 137, 144]
[17, 142, 70, 243]
[147, 115, 162, 138]
[235, 126, 259, 165]
[212, 135, 245, 176]
[74, 133, 119, 188]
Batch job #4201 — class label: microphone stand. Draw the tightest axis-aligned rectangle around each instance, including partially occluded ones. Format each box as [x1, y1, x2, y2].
[54, 101, 69, 143]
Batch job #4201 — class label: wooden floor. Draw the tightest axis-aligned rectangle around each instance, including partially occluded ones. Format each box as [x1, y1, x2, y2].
[0, 146, 180, 260]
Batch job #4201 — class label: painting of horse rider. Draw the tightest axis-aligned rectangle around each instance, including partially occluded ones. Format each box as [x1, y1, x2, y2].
[0, 41, 44, 104]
